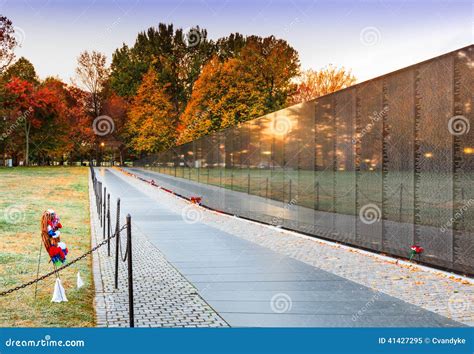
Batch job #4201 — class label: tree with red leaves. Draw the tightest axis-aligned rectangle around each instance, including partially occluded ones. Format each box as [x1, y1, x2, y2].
[4, 77, 60, 165]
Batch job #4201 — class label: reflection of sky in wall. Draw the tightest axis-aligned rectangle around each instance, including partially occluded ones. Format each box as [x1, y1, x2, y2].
[1, 0, 471, 83]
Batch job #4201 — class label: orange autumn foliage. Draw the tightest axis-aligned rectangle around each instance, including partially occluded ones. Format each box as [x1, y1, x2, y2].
[127, 67, 176, 153]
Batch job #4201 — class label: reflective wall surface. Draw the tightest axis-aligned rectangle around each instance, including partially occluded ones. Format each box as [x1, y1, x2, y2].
[134, 46, 473, 274]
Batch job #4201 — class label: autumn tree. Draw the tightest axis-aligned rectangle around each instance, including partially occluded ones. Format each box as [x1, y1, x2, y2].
[241, 35, 299, 111]
[289, 65, 356, 104]
[0, 15, 17, 73]
[27, 78, 68, 164]
[109, 44, 146, 98]
[100, 91, 129, 164]
[4, 77, 59, 165]
[127, 67, 176, 154]
[75, 50, 109, 117]
[110, 23, 214, 112]
[35, 80, 95, 164]
[178, 57, 266, 144]
[63, 86, 95, 164]
[215, 33, 246, 60]
[3, 57, 38, 83]
[178, 36, 300, 143]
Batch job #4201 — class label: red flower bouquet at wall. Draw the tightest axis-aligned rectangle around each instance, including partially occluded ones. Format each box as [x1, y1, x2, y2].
[409, 245, 424, 260]
[190, 196, 202, 204]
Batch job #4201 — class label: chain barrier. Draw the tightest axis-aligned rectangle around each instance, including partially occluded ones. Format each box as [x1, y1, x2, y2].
[0, 224, 127, 298]
[0, 164, 134, 326]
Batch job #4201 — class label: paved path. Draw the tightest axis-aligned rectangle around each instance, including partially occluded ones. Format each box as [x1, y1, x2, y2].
[92, 167, 462, 327]
[90, 171, 228, 327]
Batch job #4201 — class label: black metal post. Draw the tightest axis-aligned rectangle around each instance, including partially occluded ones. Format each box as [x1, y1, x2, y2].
[247, 173, 250, 194]
[126, 214, 134, 327]
[103, 187, 107, 239]
[98, 182, 102, 224]
[114, 198, 121, 289]
[100, 182, 103, 220]
[107, 194, 111, 256]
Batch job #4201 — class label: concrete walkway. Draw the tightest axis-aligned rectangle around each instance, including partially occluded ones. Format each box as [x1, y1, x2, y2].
[93, 167, 462, 327]
[90, 169, 227, 327]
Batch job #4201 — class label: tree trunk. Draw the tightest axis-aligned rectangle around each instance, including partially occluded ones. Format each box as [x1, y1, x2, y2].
[24, 120, 31, 166]
[119, 147, 124, 166]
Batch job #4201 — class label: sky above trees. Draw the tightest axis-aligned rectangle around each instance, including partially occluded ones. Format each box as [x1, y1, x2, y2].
[2, 0, 471, 84]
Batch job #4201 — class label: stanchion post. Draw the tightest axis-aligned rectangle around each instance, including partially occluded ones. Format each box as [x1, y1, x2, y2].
[103, 187, 107, 238]
[107, 194, 111, 256]
[126, 214, 134, 327]
[115, 199, 121, 289]
[98, 182, 103, 224]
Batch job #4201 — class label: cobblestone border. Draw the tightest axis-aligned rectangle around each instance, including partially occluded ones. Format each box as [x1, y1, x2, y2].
[89, 170, 228, 327]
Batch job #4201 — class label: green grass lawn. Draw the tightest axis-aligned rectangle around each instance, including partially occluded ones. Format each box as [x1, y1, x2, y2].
[0, 167, 94, 327]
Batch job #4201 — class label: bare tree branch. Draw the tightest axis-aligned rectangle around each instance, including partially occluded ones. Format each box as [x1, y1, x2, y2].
[75, 50, 109, 117]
